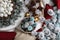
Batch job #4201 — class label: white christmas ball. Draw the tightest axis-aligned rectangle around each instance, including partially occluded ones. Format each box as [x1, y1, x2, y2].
[8, 7, 13, 11]
[8, 12, 12, 15]
[0, 13, 4, 17]
[0, 7, 4, 12]
[10, 4, 13, 6]
[4, 14, 8, 17]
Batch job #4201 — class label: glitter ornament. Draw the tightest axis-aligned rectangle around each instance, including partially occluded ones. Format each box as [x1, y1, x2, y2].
[34, 17, 39, 22]
[25, 12, 30, 17]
